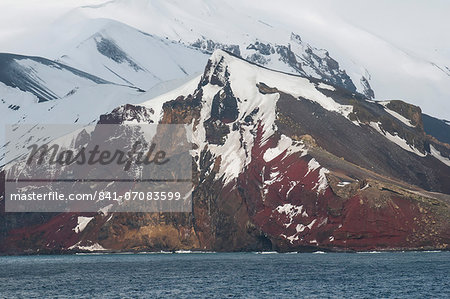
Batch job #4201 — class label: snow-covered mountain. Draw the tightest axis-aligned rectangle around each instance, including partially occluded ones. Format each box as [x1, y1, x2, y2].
[143, 50, 450, 184]
[0, 15, 210, 165]
[2, 0, 448, 119]
[33, 18, 209, 90]
[2, 50, 449, 253]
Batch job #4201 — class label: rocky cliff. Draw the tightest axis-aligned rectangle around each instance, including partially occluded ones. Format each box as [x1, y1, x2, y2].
[1, 50, 449, 254]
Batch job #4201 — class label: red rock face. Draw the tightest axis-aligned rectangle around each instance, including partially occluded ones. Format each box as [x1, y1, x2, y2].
[238, 125, 339, 250]
[1, 212, 97, 254]
[333, 195, 418, 249]
[232, 123, 447, 251]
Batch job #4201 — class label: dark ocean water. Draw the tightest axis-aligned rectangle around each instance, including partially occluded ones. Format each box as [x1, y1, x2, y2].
[0, 251, 449, 298]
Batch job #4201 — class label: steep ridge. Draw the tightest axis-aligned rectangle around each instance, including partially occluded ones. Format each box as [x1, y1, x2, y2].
[49, 19, 209, 90]
[191, 33, 362, 96]
[1, 50, 449, 254]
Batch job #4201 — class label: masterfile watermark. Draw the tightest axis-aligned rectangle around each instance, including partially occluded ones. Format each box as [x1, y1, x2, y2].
[4, 124, 192, 213]
[26, 141, 170, 171]
[9, 191, 182, 201]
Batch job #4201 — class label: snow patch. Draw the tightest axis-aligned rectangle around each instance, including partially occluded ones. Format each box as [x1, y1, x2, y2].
[73, 216, 94, 234]
[69, 242, 107, 252]
[378, 101, 415, 127]
[313, 168, 330, 194]
[286, 180, 300, 198]
[99, 204, 114, 216]
[275, 203, 304, 228]
[305, 158, 320, 177]
[361, 183, 370, 190]
[263, 135, 292, 162]
[263, 135, 307, 163]
[369, 122, 425, 157]
[430, 145, 450, 167]
[384, 108, 415, 127]
[316, 82, 336, 91]
[296, 224, 307, 233]
[295, 219, 316, 233]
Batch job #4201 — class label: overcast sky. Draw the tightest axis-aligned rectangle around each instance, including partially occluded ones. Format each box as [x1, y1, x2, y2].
[320, 0, 450, 62]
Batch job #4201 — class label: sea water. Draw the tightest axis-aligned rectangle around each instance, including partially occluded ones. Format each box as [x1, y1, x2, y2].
[0, 251, 449, 298]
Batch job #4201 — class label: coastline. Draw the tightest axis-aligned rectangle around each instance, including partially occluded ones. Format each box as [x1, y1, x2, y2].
[1, 246, 448, 256]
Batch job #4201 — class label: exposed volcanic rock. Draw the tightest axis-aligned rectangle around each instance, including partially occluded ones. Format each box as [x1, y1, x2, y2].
[1, 50, 449, 254]
[192, 33, 368, 97]
[247, 41, 275, 56]
[360, 76, 375, 99]
[98, 103, 155, 124]
[276, 92, 450, 194]
[95, 213, 199, 252]
[274, 40, 357, 94]
[385, 100, 423, 129]
[191, 39, 241, 57]
[276, 45, 305, 74]
[209, 84, 239, 123]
